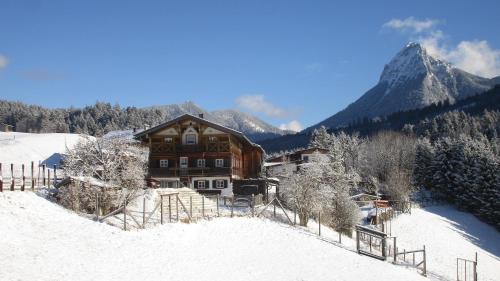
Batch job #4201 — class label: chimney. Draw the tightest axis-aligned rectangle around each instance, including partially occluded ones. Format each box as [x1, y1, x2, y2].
[199, 113, 204, 119]
[144, 124, 150, 130]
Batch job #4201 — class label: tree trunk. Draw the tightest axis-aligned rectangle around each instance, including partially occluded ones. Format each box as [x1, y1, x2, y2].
[299, 212, 309, 226]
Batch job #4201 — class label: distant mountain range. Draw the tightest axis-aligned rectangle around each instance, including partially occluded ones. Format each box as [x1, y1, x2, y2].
[146, 102, 293, 141]
[0, 99, 291, 142]
[306, 42, 500, 131]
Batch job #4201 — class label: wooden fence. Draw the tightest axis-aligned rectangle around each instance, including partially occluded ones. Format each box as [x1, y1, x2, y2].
[0, 162, 61, 192]
[457, 253, 477, 281]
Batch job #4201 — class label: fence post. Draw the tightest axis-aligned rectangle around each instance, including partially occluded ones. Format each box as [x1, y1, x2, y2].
[21, 164, 25, 191]
[142, 196, 146, 229]
[474, 252, 478, 281]
[251, 194, 255, 217]
[318, 211, 321, 236]
[11, 163, 14, 191]
[273, 200, 276, 217]
[216, 195, 220, 217]
[339, 232, 342, 244]
[293, 208, 296, 225]
[48, 169, 51, 188]
[95, 192, 99, 220]
[42, 164, 46, 186]
[202, 196, 205, 218]
[393, 237, 397, 263]
[356, 229, 360, 253]
[423, 245, 426, 276]
[190, 196, 193, 218]
[169, 195, 172, 223]
[231, 196, 234, 218]
[123, 199, 127, 231]
[160, 195, 164, 225]
[31, 161, 34, 190]
[176, 194, 179, 221]
[0, 163, 2, 192]
[53, 164, 57, 186]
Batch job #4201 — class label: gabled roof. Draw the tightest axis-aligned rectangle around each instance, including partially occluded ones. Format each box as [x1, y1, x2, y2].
[134, 113, 264, 152]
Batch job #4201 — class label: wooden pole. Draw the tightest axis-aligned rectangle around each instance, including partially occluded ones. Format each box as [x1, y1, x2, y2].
[95, 192, 99, 220]
[176, 194, 179, 221]
[393, 237, 397, 263]
[216, 195, 220, 217]
[251, 194, 255, 217]
[48, 169, 51, 188]
[53, 164, 57, 186]
[169, 195, 172, 223]
[423, 245, 427, 277]
[356, 229, 360, 253]
[273, 200, 276, 217]
[190, 196, 193, 218]
[293, 208, 296, 225]
[0, 163, 3, 192]
[11, 163, 14, 191]
[202, 196, 205, 218]
[31, 161, 34, 190]
[474, 252, 478, 281]
[142, 196, 146, 228]
[42, 164, 46, 186]
[318, 211, 321, 236]
[124, 199, 127, 231]
[160, 196, 164, 225]
[231, 196, 234, 218]
[21, 164, 25, 191]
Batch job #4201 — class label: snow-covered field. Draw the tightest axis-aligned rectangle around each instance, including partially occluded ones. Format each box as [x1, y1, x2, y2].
[0, 192, 427, 281]
[0, 132, 89, 177]
[391, 205, 500, 281]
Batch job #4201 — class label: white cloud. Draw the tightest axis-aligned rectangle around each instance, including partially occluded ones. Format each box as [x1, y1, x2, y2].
[383, 17, 438, 33]
[423, 39, 500, 78]
[0, 55, 8, 69]
[235, 95, 288, 118]
[279, 120, 303, 132]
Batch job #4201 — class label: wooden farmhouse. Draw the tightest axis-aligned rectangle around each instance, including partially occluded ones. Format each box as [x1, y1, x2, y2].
[134, 114, 264, 196]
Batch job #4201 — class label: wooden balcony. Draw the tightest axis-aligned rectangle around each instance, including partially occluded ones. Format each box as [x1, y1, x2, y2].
[150, 142, 230, 154]
[148, 167, 233, 177]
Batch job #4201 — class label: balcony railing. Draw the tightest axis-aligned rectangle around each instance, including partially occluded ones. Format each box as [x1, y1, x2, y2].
[149, 167, 232, 177]
[151, 142, 230, 154]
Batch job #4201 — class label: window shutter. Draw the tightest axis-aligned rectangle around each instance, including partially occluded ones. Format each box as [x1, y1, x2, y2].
[212, 180, 216, 188]
[224, 180, 228, 188]
[205, 180, 210, 189]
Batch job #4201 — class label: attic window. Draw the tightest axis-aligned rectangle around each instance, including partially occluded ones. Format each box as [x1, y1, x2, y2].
[186, 134, 197, 145]
[165, 137, 173, 143]
[209, 136, 218, 142]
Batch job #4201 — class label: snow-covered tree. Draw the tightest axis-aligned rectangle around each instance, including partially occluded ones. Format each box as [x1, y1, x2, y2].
[61, 136, 148, 212]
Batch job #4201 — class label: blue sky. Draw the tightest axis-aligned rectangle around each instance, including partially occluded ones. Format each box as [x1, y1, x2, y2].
[1, 0, 499, 131]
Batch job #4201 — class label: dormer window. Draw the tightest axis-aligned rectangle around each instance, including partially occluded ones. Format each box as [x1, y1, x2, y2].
[209, 136, 218, 143]
[186, 134, 197, 145]
[164, 137, 173, 143]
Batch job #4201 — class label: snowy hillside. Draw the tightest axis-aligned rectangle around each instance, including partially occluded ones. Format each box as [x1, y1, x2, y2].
[391, 205, 500, 281]
[0, 192, 426, 281]
[0, 132, 90, 176]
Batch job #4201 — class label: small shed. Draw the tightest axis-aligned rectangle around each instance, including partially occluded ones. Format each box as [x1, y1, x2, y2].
[0, 123, 14, 132]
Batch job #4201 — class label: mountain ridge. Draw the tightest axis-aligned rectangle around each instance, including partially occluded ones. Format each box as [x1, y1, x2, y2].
[306, 42, 500, 131]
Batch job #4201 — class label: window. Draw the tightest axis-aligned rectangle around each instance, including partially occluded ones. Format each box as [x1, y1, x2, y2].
[209, 136, 218, 142]
[215, 179, 225, 189]
[160, 180, 178, 188]
[180, 157, 188, 168]
[164, 137, 173, 143]
[215, 159, 224, 168]
[186, 134, 197, 145]
[197, 181, 206, 189]
[302, 155, 309, 162]
[159, 159, 169, 168]
[197, 159, 206, 168]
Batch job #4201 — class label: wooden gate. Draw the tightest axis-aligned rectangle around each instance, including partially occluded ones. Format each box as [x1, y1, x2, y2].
[457, 253, 477, 281]
[355, 225, 387, 260]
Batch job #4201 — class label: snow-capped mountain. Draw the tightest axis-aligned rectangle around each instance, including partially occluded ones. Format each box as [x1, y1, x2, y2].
[307, 42, 500, 130]
[146, 102, 291, 141]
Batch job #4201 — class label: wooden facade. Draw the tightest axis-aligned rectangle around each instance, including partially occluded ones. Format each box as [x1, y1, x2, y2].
[135, 114, 264, 196]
